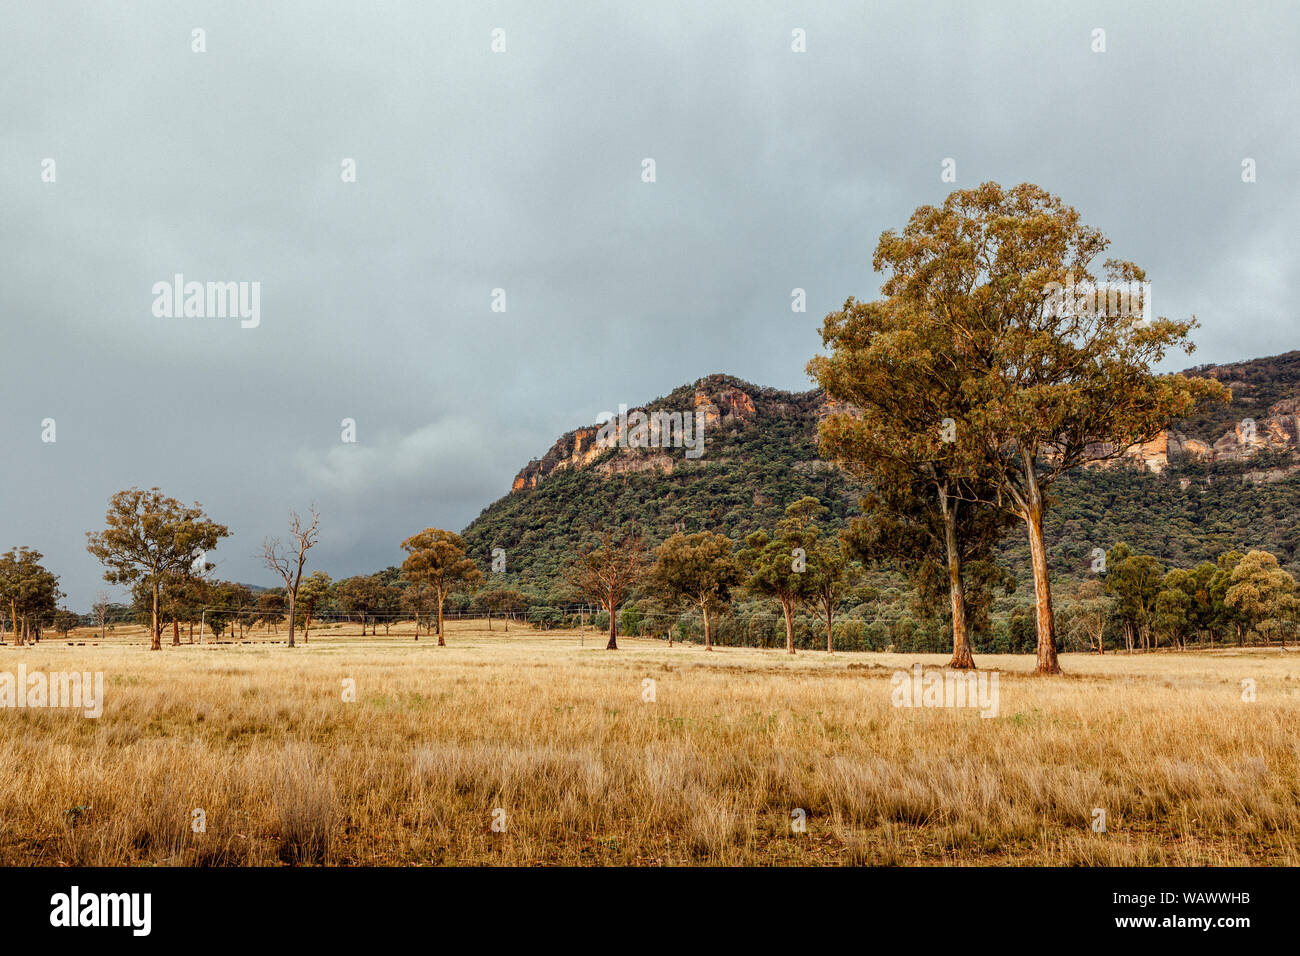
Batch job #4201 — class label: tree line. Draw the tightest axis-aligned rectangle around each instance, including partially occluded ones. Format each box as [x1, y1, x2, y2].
[5, 486, 1296, 657]
[1072, 544, 1300, 651]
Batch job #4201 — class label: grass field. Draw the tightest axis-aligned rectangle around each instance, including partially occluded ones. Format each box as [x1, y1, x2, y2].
[2, 619, 1298, 866]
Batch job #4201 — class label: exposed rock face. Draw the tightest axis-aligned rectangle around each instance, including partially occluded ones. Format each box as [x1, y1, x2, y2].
[509, 359, 1300, 492]
[598, 452, 676, 479]
[1125, 433, 1169, 474]
[511, 425, 604, 492]
[1207, 400, 1300, 461]
[1086, 397, 1300, 473]
[1167, 432, 1213, 460]
[1241, 463, 1300, 484]
[511, 378, 766, 493]
[693, 385, 756, 428]
[815, 395, 861, 420]
[1075, 434, 1168, 474]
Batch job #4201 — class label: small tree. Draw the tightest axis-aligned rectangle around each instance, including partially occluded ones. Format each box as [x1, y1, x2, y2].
[1185, 562, 1219, 647]
[400, 582, 439, 639]
[0, 547, 61, 646]
[1105, 544, 1163, 652]
[478, 588, 531, 632]
[262, 507, 320, 648]
[1209, 550, 1249, 645]
[1069, 579, 1112, 654]
[1225, 551, 1299, 647]
[296, 571, 333, 643]
[85, 488, 229, 650]
[566, 531, 648, 650]
[400, 529, 483, 647]
[1154, 569, 1198, 649]
[257, 590, 287, 634]
[739, 498, 823, 655]
[652, 532, 742, 651]
[52, 608, 81, 638]
[336, 575, 383, 635]
[167, 572, 211, 643]
[476, 588, 531, 632]
[373, 583, 402, 635]
[92, 590, 111, 642]
[805, 532, 860, 654]
[228, 583, 258, 640]
[0, 551, 20, 643]
[198, 580, 235, 640]
[159, 569, 199, 645]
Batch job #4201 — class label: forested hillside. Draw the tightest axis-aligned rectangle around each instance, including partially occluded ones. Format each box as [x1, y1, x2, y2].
[459, 354, 1300, 652]
[1176, 349, 1300, 438]
[463, 374, 862, 595]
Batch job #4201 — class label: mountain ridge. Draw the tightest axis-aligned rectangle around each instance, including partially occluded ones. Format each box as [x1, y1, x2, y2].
[462, 351, 1300, 598]
[507, 351, 1300, 493]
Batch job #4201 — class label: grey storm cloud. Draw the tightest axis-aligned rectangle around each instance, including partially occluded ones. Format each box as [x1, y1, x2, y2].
[2, 0, 1297, 608]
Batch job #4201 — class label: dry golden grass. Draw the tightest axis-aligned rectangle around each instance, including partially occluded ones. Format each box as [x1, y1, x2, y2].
[2, 619, 1298, 866]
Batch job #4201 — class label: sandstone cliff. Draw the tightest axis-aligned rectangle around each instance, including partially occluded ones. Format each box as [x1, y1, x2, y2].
[1101, 395, 1300, 474]
[511, 376, 797, 493]
[509, 354, 1300, 492]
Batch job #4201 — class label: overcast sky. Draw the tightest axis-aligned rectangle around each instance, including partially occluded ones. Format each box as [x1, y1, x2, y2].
[3, 1, 1297, 608]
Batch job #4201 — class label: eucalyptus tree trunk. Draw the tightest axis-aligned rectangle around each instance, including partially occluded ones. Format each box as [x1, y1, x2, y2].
[939, 483, 974, 669]
[1021, 453, 1061, 674]
[151, 585, 162, 650]
[781, 597, 796, 655]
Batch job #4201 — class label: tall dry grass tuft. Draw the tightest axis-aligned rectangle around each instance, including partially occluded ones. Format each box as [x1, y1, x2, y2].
[274, 744, 337, 865]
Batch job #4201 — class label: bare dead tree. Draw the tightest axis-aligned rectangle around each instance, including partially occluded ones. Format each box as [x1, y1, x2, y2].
[263, 506, 320, 649]
[93, 590, 110, 642]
